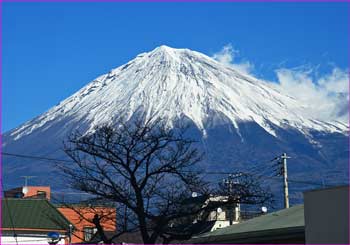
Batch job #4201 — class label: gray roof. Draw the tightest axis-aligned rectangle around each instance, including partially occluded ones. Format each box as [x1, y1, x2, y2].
[190, 205, 304, 243]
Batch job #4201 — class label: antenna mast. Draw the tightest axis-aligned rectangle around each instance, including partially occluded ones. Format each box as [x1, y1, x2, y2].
[21, 176, 36, 186]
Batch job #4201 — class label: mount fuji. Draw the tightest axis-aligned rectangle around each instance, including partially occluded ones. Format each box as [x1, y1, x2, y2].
[3, 46, 349, 204]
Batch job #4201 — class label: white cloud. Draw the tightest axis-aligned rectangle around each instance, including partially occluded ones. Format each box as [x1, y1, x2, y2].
[213, 44, 349, 123]
[213, 44, 254, 75]
[318, 67, 348, 93]
[212, 44, 236, 64]
[275, 67, 349, 123]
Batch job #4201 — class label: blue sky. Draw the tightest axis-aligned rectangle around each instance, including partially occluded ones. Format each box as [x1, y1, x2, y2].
[2, 2, 349, 132]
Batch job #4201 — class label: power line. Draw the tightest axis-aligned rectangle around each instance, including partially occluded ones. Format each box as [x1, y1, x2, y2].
[1, 152, 278, 170]
[228, 157, 280, 176]
[1, 151, 338, 187]
[52, 191, 93, 195]
[2, 152, 73, 163]
[2, 152, 273, 177]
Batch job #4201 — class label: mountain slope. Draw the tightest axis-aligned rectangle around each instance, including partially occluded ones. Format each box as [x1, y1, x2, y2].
[3, 46, 348, 204]
[6, 45, 347, 142]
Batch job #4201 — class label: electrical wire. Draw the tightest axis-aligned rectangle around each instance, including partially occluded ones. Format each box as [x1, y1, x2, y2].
[2, 152, 73, 163]
[2, 151, 342, 188]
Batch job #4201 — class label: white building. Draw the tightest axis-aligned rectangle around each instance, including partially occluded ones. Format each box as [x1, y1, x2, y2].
[189, 195, 241, 232]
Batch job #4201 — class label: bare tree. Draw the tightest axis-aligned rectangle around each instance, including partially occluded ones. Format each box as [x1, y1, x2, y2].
[59, 118, 272, 244]
[218, 173, 273, 205]
[217, 173, 273, 224]
[59, 118, 213, 244]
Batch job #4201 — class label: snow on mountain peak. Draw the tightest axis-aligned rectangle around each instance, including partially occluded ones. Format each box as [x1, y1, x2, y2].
[9, 46, 348, 141]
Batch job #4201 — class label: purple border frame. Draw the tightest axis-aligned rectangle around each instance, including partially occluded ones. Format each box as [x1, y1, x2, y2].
[1, 0, 350, 2]
[1, 0, 3, 243]
[0, 1, 349, 245]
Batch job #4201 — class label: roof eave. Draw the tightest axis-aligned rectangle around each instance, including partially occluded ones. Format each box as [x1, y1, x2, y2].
[190, 226, 305, 244]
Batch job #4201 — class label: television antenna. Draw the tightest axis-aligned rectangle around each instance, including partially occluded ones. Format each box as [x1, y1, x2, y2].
[21, 176, 36, 186]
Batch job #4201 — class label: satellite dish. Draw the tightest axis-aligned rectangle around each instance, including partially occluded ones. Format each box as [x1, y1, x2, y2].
[217, 207, 223, 213]
[261, 206, 268, 213]
[47, 232, 60, 240]
[22, 186, 28, 195]
[47, 231, 61, 244]
[192, 192, 198, 198]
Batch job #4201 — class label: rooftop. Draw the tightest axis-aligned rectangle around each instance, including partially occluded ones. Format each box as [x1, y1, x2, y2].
[2, 198, 72, 231]
[190, 205, 304, 243]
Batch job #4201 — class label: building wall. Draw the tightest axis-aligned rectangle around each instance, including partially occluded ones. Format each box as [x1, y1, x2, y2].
[24, 186, 51, 200]
[4, 186, 51, 200]
[210, 220, 232, 231]
[304, 185, 349, 244]
[1, 234, 65, 244]
[58, 206, 116, 243]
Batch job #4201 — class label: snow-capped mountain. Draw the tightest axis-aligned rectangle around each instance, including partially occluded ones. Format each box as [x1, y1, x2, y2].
[3, 46, 349, 204]
[7, 45, 347, 142]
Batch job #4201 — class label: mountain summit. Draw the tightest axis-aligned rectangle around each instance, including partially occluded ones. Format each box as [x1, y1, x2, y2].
[3, 46, 349, 198]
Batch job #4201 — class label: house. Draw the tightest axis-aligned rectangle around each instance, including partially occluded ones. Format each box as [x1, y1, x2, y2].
[3, 185, 117, 244]
[190, 185, 350, 244]
[86, 224, 217, 244]
[1, 198, 72, 244]
[4, 186, 51, 200]
[57, 203, 117, 244]
[86, 195, 243, 244]
[189, 204, 305, 244]
[180, 195, 242, 233]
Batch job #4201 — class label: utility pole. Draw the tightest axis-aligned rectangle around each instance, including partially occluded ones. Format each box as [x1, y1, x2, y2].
[273, 153, 290, 209]
[223, 174, 234, 225]
[223, 173, 242, 224]
[281, 153, 290, 209]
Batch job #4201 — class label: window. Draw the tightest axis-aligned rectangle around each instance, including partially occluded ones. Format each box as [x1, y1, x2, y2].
[83, 227, 96, 241]
[37, 191, 47, 199]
